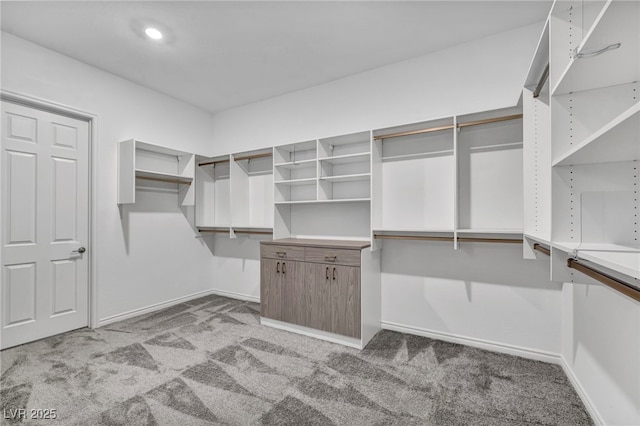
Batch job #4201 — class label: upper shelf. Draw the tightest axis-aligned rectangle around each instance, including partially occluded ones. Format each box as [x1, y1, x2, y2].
[319, 152, 370, 165]
[274, 158, 317, 169]
[135, 169, 193, 184]
[553, 241, 640, 280]
[552, 0, 640, 95]
[553, 102, 640, 166]
[118, 139, 195, 205]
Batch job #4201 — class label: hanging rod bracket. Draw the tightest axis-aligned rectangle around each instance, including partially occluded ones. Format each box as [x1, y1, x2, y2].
[572, 43, 621, 60]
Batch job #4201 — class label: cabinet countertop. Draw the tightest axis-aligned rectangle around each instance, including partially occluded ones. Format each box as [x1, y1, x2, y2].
[261, 238, 371, 250]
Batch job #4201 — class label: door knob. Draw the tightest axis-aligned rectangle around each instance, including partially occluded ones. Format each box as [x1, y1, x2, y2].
[72, 247, 86, 254]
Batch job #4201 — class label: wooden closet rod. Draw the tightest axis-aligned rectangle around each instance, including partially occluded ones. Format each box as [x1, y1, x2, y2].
[533, 243, 551, 256]
[373, 124, 454, 140]
[234, 152, 273, 162]
[457, 114, 523, 129]
[198, 159, 230, 167]
[567, 258, 640, 303]
[234, 230, 273, 235]
[136, 176, 191, 185]
[373, 114, 523, 141]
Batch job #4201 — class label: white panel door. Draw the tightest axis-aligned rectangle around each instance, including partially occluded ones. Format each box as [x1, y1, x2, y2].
[1, 101, 89, 349]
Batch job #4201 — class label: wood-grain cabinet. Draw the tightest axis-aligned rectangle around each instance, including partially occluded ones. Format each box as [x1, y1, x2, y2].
[260, 239, 380, 348]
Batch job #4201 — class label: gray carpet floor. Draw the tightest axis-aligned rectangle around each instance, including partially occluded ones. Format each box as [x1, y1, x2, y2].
[1, 294, 592, 425]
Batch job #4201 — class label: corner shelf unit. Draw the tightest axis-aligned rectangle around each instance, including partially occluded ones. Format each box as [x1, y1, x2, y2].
[522, 1, 640, 300]
[117, 139, 195, 205]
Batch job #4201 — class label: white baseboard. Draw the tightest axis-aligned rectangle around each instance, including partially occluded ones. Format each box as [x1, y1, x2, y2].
[209, 288, 260, 304]
[559, 356, 605, 426]
[381, 321, 561, 364]
[97, 289, 225, 327]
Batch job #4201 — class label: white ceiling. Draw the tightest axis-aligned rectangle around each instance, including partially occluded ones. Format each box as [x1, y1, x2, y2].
[1, 1, 551, 114]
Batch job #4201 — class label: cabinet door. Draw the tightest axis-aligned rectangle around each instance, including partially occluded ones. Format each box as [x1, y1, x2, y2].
[260, 259, 281, 320]
[330, 265, 361, 338]
[281, 260, 305, 326]
[305, 263, 332, 332]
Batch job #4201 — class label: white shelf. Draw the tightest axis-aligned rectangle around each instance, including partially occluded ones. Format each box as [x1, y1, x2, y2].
[274, 159, 317, 169]
[135, 169, 193, 183]
[553, 242, 640, 280]
[274, 178, 317, 186]
[319, 173, 370, 183]
[524, 233, 551, 246]
[374, 228, 454, 234]
[318, 152, 370, 165]
[552, 0, 639, 95]
[457, 229, 523, 235]
[275, 198, 370, 205]
[553, 103, 639, 166]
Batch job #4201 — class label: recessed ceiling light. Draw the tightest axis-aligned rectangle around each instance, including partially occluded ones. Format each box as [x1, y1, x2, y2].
[144, 27, 163, 40]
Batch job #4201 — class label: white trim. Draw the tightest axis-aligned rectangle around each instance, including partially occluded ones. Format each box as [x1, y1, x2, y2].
[97, 289, 221, 327]
[209, 288, 260, 303]
[381, 320, 561, 364]
[261, 318, 363, 349]
[0, 89, 100, 330]
[559, 355, 605, 426]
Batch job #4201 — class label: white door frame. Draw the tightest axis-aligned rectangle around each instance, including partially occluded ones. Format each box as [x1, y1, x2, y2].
[1, 89, 99, 329]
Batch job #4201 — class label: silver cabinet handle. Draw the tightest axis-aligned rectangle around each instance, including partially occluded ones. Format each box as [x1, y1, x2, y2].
[325, 255, 337, 262]
[72, 247, 86, 254]
[276, 251, 286, 257]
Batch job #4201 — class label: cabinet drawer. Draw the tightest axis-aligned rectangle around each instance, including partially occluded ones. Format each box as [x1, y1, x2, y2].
[305, 247, 361, 267]
[261, 244, 305, 261]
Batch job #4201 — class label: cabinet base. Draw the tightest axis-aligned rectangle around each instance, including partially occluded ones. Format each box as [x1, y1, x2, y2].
[260, 317, 364, 349]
